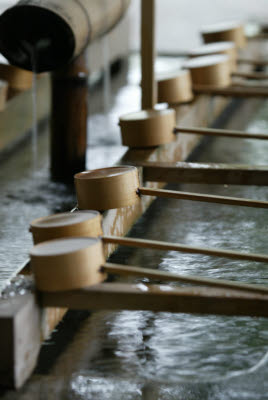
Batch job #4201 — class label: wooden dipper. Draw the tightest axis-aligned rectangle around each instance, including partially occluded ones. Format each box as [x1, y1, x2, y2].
[157, 70, 194, 105]
[201, 21, 247, 49]
[119, 108, 176, 148]
[183, 54, 232, 88]
[188, 42, 237, 72]
[30, 211, 102, 244]
[188, 43, 268, 79]
[29, 211, 268, 288]
[75, 166, 140, 210]
[155, 55, 268, 108]
[74, 166, 268, 211]
[30, 237, 106, 291]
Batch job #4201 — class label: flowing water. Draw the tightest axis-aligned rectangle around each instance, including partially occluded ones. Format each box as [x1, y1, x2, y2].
[31, 70, 38, 171]
[61, 104, 268, 399]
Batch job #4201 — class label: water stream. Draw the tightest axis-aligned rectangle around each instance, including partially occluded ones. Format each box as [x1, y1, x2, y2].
[31, 69, 38, 172]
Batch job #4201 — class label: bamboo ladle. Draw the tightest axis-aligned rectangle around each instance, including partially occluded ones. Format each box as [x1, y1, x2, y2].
[30, 209, 268, 266]
[30, 237, 268, 317]
[119, 104, 268, 149]
[123, 2, 268, 151]
[201, 21, 247, 49]
[121, 56, 268, 148]
[188, 42, 268, 79]
[200, 21, 268, 66]
[29, 216, 268, 297]
[74, 166, 268, 211]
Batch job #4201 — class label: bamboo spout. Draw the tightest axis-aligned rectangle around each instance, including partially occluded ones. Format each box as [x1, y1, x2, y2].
[0, 0, 131, 72]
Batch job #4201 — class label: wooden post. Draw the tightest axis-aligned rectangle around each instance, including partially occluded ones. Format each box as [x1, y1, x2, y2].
[141, 0, 156, 109]
[0, 293, 40, 389]
[50, 52, 88, 182]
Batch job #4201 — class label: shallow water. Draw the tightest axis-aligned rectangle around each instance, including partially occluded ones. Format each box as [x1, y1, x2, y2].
[64, 102, 268, 399]
[1, 57, 268, 398]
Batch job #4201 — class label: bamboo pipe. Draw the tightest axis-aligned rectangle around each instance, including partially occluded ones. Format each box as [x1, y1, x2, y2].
[0, 0, 131, 72]
[141, 161, 268, 186]
[102, 263, 268, 295]
[30, 210, 268, 265]
[41, 282, 268, 318]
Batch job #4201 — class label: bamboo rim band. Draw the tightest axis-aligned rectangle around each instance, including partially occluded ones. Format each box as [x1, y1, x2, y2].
[183, 54, 232, 88]
[30, 210, 103, 244]
[75, 166, 140, 210]
[119, 108, 176, 148]
[30, 237, 106, 291]
[201, 21, 247, 49]
[157, 70, 194, 105]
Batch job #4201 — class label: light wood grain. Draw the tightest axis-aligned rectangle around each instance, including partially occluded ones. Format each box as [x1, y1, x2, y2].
[103, 236, 268, 263]
[232, 71, 268, 80]
[0, 294, 40, 389]
[139, 186, 268, 209]
[174, 126, 268, 140]
[238, 58, 268, 67]
[75, 166, 140, 210]
[141, 0, 156, 109]
[41, 283, 268, 318]
[141, 161, 268, 185]
[193, 84, 268, 97]
[184, 54, 232, 88]
[102, 263, 268, 295]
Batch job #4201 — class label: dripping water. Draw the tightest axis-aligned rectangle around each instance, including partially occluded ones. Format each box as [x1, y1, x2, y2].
[21, 41, 39, 172]
[31, 53, 38, 172]
[102, 34, 111, 116]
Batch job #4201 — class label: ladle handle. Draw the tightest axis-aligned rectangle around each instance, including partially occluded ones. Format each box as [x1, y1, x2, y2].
[232, 71, 268, 80]
[102, 236, 268, 263]
[139, 187, 268, 209]
[174, 126, 268, 140]
[193, 84, 268, 97]
[238, 57, 268, 67]
[102, 263, 268, 295]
